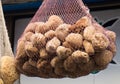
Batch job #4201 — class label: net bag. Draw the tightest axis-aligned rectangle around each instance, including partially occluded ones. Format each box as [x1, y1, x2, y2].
[15, 0, 117, 78]
[0, 1, 20, 84]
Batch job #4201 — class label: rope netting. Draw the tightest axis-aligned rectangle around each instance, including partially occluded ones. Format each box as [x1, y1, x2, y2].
[15, 0, 117, 78]
[31, 0, 92, 24]
[0, 1, 20, 84]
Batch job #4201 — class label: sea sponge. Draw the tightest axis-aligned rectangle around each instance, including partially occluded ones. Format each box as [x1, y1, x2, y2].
[76, 16, 91, 27]
[50, 57, 58, 68]
[105, 30, 116, 42]
[83, 40, 94, 55]
[78, 59, 95, 73]
[94, 64, 107, 71]
[16, 40, 26, 60]
[69, 16, 91, 34]
[66, 58, 93, 77]
[62, 41, 74, 51]
[28, 58, 37, 67]
[91, 33, 110, 51]
[46, 37, 61, 53]
[51, 57, 66, 77]
[83, 25, 96, 41]
[50, 57, 63, 68]
[25, 42, 39, 59]
[39, 48, 49, 59]
[44, 30, 56, 40]
[48, 15, 64, 23]
[54, 66, 66, 77]
[56, 46, 72, 59]
[94, 50, 113, 66]
[55, 24, 71, 41]
[47, 15, 64, 30]
[22, 61, 38, 76]
[65, 33, 83, 49]
[15, 15, 116, 78]
[0, 79, 4, 84]
[24, 32, 34, 41]
[67, 70, 89, 78]
[15, 56, 29, 74]
[0, 56, 20, 84]
[37, 60, 53, 78]
[35, 22, 49, 34]
[64, 56, 77, 72]
[72, 50, 89, 64]
[108, 42, 116, 54]
[30, 33, 46, 49]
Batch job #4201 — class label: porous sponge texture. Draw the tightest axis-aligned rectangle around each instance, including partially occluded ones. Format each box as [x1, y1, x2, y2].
[15, 15, 116, 78]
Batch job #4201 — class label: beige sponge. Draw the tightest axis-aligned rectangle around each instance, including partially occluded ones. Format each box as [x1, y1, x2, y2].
[0, 56, 20, 84]
[0, 79, 4, 84]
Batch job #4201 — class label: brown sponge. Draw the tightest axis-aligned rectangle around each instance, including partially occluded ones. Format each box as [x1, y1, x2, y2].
[15, 15, 116, 78]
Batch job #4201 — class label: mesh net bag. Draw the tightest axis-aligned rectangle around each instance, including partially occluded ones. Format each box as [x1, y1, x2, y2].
[15, 0, 117, 78]
[0, 1, 20, 84]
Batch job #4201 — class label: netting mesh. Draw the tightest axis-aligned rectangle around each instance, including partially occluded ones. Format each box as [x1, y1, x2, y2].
[31, 0, 92, 24]
[15, 0, 117, 78]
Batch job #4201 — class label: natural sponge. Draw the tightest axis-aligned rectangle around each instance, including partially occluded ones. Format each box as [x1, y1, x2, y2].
[0, 56, 20, 84]
[94, 50, 113, 66]
[0, 79, 4, 84]
[91, 32, 110, 51]
[65, 33, 83, 49]
[15, 15, 116, 78]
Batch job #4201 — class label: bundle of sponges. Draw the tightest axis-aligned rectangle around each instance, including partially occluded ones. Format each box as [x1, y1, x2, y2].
[0, 56, 20, 84]
[15, 15, 116, 78]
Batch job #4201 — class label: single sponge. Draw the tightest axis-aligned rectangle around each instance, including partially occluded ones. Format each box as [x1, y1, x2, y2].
[0, 56, 20, 84]
[0, 79, 4, 84]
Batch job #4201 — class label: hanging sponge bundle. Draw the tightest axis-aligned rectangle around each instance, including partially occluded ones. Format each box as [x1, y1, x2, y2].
[0, 56, 20, 84]
[0, 0, 20, 83]
[15, 15, 116, 78]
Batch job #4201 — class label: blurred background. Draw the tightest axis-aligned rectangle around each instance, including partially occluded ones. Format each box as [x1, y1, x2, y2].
[1, 0, 120, 84]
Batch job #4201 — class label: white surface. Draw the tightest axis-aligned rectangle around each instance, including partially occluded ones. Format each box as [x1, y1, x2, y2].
[14, 9, 120, 84]
[20, 74, 94, 84]
[94, 64, 120, 84]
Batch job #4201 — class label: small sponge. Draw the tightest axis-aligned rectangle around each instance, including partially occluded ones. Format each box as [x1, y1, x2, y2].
[0, 79, 4, 84]
[0, 56, 20, 84]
